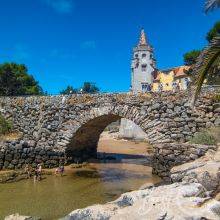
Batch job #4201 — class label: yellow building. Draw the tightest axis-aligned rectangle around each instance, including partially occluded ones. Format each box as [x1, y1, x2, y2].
[152, 66, 190, 92]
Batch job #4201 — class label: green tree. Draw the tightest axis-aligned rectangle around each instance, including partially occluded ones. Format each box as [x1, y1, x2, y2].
[81, 82, 100, 93]
[206, 21, 220, 43]
[184, 50, 201, 66]
[60, 85, 78, 95]
[0, 63, 44, 96]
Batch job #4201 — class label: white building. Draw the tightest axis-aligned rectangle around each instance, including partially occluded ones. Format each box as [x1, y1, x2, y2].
[131, 29, 156, 94]
[118, 29, 156, 141]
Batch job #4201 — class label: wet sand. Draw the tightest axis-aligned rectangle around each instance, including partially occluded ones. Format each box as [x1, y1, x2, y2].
[98, 132, 153, 156]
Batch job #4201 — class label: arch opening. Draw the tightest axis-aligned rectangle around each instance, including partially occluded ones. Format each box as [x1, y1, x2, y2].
[65, 113, 153, 165]
[66, 114, 121, 162]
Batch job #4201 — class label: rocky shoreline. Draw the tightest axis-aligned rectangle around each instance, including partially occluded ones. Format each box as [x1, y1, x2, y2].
[62, 144, 220, 220]
[64, 183, 220, 220]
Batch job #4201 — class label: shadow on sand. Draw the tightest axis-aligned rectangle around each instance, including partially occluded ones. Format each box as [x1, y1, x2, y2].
[95, 152, 152, 166]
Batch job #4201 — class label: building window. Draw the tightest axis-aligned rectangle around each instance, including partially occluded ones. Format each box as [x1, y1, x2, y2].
[142, 65, 147, 72]
[142, 83, 147, 92]
[135, 54, 138, 58]
[142, 83, 151, 92]
[142, 53, 146, 58]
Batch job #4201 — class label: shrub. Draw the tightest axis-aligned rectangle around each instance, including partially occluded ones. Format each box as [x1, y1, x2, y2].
[189, 130, 217, 145]
[213, 93, 220, 102]
[208, 126, 220, 143]
[0, 114, 12, 135]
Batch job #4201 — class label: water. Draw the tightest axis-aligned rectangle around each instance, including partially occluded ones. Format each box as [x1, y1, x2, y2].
[0, 138, 161, 220]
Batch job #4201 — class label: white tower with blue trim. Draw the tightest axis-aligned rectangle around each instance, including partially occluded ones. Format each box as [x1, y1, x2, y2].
[131, 29, 156, 93]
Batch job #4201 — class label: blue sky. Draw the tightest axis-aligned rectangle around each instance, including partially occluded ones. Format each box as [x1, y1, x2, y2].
[0, 0, 219, 94]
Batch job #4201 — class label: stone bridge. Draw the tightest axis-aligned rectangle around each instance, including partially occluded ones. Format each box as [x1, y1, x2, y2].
[0, 92, 219, 177]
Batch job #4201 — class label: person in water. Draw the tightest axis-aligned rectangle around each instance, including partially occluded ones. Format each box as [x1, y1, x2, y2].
[60, 165, 64, 176]
[37, 163, 42, 181]
[34, 167, 38, 182]
[55, 165, 65, 177]
[55, 167, 60, 176]
[24, 164, 32, 179]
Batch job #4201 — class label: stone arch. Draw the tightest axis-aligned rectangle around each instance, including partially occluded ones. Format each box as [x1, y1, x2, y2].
[57, 105, 162, 162]
[65, 114, 121, 160]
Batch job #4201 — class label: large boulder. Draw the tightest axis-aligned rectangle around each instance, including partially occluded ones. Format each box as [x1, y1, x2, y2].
[171, 147, 220, 193]
[64, 182, 220, 220]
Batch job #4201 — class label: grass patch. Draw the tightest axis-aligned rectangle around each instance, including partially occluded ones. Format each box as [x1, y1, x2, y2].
[189, 127, 220, 145]
[0, 114, 20, 141]
[208, 126, 220, 143]
[0, 132, 22, 142]
[70, 162, 88, 169]
[213, 93, 220, 102]
[0, 114, 12, 135]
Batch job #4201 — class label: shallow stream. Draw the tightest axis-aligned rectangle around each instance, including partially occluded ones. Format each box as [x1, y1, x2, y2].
[0, 139, 161, 220]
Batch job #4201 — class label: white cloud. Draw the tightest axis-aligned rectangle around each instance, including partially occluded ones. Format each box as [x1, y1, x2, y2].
[43, 0, 74, 14]
[81, 41, 97, 50]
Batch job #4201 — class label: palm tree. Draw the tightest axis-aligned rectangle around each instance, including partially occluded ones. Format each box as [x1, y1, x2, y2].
[205, 0, 220, 13]
[190, 36, 220, 107]
[190, 0, 220, 107]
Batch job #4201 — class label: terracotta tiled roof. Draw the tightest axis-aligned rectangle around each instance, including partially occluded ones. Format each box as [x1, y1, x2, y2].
[153, 71, 162, 82]
[173, 66, 190, 78]
[153, 66, 190, 82]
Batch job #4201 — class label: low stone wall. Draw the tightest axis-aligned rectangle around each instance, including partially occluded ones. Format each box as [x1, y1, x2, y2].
[0, 140, 65, 170]
[170, 145, 220, 192]
[152, 143, 217, 181]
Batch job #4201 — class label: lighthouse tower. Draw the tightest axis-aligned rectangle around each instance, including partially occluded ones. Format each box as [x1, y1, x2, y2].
[131, 29, 156, 94]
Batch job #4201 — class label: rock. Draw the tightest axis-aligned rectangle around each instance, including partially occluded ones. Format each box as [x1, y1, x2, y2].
[171, 147, 220, 192]
[65, 182, 220, 220]
[151, 103, 161, 110]
[152, 143, 216, 180]
[167, 103, 174, 109]
[214, 117, 220, 126]
[214, 108, 220, 113]
[4, 214, 40, 220]
[174, 106, 181, 113]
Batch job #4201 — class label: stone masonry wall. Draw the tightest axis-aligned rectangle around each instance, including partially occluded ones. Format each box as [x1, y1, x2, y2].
[0, 140, 65, 169]
[0, 92, 219, 170]
[152, 143, 217, 181]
